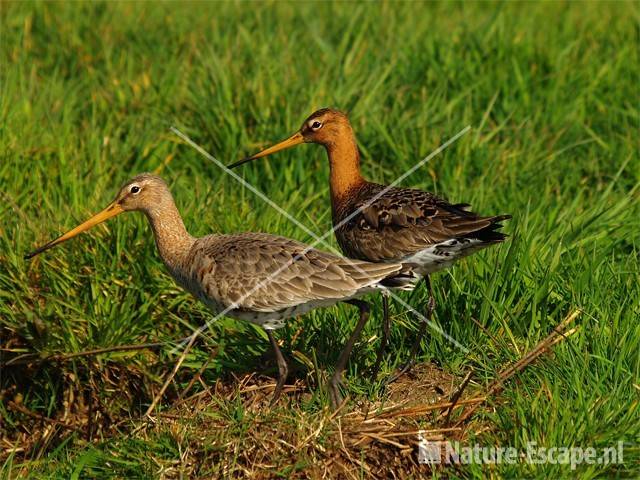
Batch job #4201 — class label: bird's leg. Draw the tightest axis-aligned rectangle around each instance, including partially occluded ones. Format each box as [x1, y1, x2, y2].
[329, 299, 371, 409]
[267, 330, 288, 405]
[369, 291, 390, 381]
[388, 276, 435, 384]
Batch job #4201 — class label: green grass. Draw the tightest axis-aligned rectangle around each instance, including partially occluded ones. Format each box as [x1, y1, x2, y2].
[1, 1, 639, 478]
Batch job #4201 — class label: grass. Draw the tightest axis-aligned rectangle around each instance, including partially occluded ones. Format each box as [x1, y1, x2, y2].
[1, 1, 639, 477]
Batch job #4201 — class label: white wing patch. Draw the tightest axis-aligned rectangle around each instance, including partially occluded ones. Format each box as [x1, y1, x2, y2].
[402, 238, 490, 276]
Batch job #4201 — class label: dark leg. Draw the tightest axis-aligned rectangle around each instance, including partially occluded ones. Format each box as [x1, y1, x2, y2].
[267, 330, 288, 405]
[388, 276, 435, 384]
[329, 299, 371, 409]
[369, 292, 390, 381]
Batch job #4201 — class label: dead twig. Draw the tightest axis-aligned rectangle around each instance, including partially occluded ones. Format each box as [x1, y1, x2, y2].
[2, 337, 192, 367]
[470, 316, 504, 348]
[145, 334, 203, 416]
[454, 309, 581, 427]
[375, 427, 462, 437]
[361, 432, 409, 449]
[6, 401, 82, 433]
[86, 367, 94, 441]
[172, 349, 219, 407]
[374, 397, 485, 420]
[444, 370, 473, 425]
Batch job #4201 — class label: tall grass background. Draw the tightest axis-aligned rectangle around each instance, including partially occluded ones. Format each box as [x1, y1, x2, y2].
[1, 1, 638, 477]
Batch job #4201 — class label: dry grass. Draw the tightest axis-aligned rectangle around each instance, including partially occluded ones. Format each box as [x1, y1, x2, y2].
[2, 311, 579, 477]
[112, 367, 469, 479]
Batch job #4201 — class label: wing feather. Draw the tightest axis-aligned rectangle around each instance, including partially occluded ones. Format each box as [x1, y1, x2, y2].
[185, 233, 402, 313]
[335, 183, 510, 262]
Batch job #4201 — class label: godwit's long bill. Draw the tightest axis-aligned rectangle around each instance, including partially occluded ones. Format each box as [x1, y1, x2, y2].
[230, 108, 511, 380]
[25, 173, 416, 407]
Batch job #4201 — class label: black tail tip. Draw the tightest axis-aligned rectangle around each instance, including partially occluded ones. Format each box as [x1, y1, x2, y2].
[472, 214, 512, 243]
[494, 214, 512, 223]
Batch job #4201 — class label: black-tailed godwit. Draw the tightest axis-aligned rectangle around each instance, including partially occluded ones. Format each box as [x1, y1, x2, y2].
[230, 108, 510, 380]
[25, 173, 417, 406]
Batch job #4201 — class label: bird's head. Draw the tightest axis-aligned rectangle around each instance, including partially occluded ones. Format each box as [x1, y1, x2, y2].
[228, 108, 353, 169]
[25, 173, 170, 259]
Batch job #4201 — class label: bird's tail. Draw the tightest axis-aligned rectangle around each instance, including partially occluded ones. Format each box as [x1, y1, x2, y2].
[467, 214, 512, 243]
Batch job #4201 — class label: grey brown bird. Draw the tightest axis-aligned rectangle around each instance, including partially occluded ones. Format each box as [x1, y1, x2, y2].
[230, 108, 511, 380]
[25, 173, 416, 407]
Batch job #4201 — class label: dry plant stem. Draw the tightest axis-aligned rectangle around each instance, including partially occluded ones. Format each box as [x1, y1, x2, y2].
[375, 427, 462, 437]
[239, 382, 304, 394]
[7, 401, 82, 433]
[454, 309, 581, 427]
[86, 368, 94, 441]
[375, 397, 485, 419]
[444, 370, 474, 424]
[2, 337, 192, 367]
[470, 316, 503, 348]
[486, 317, 580, 397]
[173, 349, 218, 407]
[145, 333, 199, 416]
[329, 395, 351, 421]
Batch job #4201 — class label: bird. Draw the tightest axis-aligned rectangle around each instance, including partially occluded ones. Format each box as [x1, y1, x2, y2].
[229, 108, 511, 380]
[24, 173, 417, 408]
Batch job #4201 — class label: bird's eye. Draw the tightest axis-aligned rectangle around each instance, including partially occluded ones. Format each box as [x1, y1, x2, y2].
[130, 185, 140, 194]
[309, 120, 323, 131]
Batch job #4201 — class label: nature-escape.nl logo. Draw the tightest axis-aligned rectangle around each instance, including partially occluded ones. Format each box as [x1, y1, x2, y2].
[418, 435, 625, 470]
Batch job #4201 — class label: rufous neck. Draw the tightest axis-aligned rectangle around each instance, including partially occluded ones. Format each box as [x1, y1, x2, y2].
[326, 130, 364, 201]
[143, 198, 195, 271]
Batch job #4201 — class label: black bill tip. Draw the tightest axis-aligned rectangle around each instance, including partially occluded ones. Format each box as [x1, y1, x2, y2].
[227, 157, 255, 169]
[24, 241, 55, 260]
